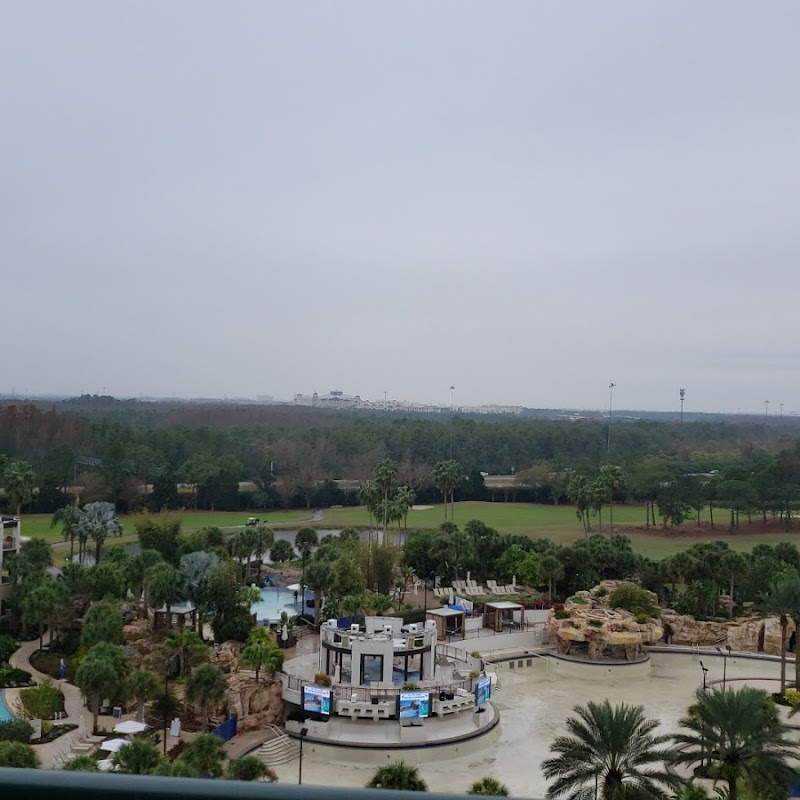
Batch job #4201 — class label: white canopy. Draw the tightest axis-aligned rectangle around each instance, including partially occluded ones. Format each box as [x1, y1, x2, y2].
[97, 759, 116, 772]
[286, 583, 302, 593]
[113, 720, 148, 735]
[99, 738, 129, 753]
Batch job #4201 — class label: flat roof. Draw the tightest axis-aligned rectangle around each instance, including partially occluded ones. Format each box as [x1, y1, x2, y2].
[485, 601, 523, 610]
[426, 608, 465, 617]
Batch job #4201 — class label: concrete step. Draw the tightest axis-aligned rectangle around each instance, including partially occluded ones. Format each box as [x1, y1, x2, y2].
[256, 735, 301, 766]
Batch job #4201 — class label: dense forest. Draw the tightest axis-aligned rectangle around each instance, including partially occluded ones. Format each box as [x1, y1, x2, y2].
[0, 398, 799, 518]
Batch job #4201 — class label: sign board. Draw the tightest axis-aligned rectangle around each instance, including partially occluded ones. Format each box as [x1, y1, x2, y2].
[302, 685, 332, 716]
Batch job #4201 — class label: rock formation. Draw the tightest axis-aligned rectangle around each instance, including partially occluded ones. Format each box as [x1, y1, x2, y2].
[549, 585, 663, 661]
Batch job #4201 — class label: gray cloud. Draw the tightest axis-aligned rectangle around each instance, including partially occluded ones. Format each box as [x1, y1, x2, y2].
[2, 2, 799, 413]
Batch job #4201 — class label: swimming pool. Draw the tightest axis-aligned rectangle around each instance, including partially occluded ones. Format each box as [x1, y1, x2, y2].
[0, 691, 14, 722]
[251, 587, 315, 624]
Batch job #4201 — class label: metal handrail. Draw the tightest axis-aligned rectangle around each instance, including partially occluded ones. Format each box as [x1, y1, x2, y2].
[0, 768, 545, 800]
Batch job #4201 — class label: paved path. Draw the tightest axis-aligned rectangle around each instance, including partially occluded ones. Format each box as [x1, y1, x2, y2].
[9, 630, 89, 767]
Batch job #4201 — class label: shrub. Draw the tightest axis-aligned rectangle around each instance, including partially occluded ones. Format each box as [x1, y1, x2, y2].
[0, 740, 39, 768]
[20, 679, 63, 720]
[468, 777, 510, 796]
[569, 596, 588, 605]
[0, 634, 17, 664]
[0, 720, 34, 743]
[608, 584, 660, 620]
[0, 666, 33, 688]
[784, 688, 800, 707]
[594, 587, 608, 598]
[588, 619, 603, 628]
[313, 673, 332, 687]
[554, 610, 570, 620]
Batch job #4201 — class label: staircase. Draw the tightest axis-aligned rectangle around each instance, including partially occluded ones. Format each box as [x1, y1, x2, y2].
[255, 725, 301, 767]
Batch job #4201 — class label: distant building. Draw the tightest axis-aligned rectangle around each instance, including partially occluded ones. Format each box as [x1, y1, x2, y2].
[292, 390, 363, 409]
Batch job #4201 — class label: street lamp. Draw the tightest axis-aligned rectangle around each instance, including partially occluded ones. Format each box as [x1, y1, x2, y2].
[679, 388, 685, 423]
[699, 660, 708, 692]
[606, 383, 616, 462]
[449, 386, 455, 458]
[715, 645, 732, 690]
[298, 726, 309, 785]
[162, 653, 179, 756]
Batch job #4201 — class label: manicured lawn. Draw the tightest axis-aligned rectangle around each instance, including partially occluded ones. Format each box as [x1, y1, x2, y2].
[321, 502, 800, 560]
[16, 509, 315, 543]
[17, 502, 800, 562]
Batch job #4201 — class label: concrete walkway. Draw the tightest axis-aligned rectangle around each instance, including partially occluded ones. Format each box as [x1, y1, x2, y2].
[7, 630, 100, 768]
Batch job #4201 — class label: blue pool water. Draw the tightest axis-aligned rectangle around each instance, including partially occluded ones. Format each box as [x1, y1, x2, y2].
[251, 587, 314, 624]
[0, 691, 14, 722]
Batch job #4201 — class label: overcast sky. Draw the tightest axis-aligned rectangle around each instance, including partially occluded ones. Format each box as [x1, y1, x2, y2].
[3, 3, 799, 413]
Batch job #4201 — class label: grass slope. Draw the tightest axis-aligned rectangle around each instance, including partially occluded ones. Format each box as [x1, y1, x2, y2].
[15, 503, 800, 561]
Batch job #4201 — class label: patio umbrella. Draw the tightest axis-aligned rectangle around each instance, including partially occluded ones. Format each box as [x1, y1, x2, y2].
[113, 720, 147, 735]
[99, 738, 129, 753]
[281, 624, 289, 643]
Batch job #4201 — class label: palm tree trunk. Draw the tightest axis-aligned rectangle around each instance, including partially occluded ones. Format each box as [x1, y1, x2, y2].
[794, 616, 800, 688]
[780, 618, 788, 694]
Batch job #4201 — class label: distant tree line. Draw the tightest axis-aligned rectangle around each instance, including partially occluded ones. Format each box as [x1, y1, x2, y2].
[1, 401, 800, 516]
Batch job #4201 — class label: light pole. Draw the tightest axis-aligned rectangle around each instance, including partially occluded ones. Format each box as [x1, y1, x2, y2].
[298, 726, 309, 784]
[162, 653, 178, 756]
[699, 661, 708, 770]
[606, 383, 615, 463]
[715, 645, 731, 690]
[680, 388, 685, 423]
[765, 400, 770, 419]
[449, 386, 455, 459]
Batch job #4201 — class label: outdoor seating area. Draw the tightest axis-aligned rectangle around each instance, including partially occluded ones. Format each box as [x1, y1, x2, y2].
[433, 579, 520, 598]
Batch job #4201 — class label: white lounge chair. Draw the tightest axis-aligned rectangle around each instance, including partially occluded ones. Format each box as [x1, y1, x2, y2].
[68, 734, 93, 753]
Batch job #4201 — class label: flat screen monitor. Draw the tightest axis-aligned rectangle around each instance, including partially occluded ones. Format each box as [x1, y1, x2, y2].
[302, 684, 332, 716]
[475, 675, 491, 706]
[398, 691, 430, 720]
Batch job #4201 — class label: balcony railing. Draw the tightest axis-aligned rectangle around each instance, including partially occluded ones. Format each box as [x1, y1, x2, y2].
[0, 769, 544, 800]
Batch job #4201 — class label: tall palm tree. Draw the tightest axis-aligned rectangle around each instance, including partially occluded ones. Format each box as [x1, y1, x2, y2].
[672, 687, 799, 800]
[177, 550, 221, 635]
[72, 501, 122, 565]
[395, 486, 416, 530]
[296, 527, 318, 610]
[358, 481, 380, 531]
[50, 504, 81, 563]
[764, 575, 800, 695]
[165, 630, 208, 677]
[186, 663, 227, 731]
[366, 761, 428, 791]
[75, 647, 124, 733]
[113, 738, 161, 775]
[373, 459, 399, 535]
[542, 700, 676, 800]
[179, 732, 226, 777]
[124, 667, 161, 722]
[3, 460, 35, 515]
[432, 460, 463, 521]
[145, 562, 177, 632]
[240, 640, 284, 682]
